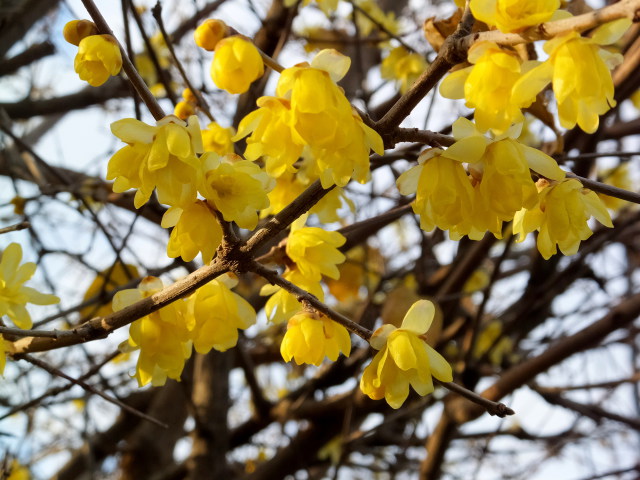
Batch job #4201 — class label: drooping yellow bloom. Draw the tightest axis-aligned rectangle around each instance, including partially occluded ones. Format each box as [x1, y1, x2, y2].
[234, 96, 303, 177]
[512, 18, 631, 133]
[202, 121, 235, 155]
[470, 0, 560, 33]
[276, 49, 383, 187]
[63, 20, 98, 46]
[360, 300, 453, 409]
[397, 146, 477, 237]
[286, 217, 346, 281]
[381, 46, 428, 94]
[189, 275, 256, 353]
[194, 19, 228, 51]
[198, 152, 273, 229]
[440, 42, 527, 135]
[260, 269, 324, 324]
[0, 243, 59, 330]
[81, 262, 139, 318]
[108, 115, 204, 208]
[114, 276, 193, 387]
[6, 460, 29, 480]
[513, 178, 613, 259]
[74, 34, 122, 87]
[211, 36, 264, 94]
[163, 200, 223, 264]
[280, 311, 351, 366]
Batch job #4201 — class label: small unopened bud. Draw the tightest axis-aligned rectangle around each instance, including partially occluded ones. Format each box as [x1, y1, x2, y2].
[182, 88, 198, 104]
[174, 101, 196, 120]
[194, 19, 228, 51]
[63, 20, 99, 46]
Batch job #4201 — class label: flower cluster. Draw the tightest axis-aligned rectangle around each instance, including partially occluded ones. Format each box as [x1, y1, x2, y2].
[64, 20, 122, 87]
[114, 275, 256, 386]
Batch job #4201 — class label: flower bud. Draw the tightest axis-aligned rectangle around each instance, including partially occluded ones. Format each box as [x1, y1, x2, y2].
[63, 20, 99, 46]
[194, 19, 228, 51]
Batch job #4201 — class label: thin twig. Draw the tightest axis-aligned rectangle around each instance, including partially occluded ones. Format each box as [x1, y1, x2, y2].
[436, 380, 515, 417]
[0, 221, 29, 235]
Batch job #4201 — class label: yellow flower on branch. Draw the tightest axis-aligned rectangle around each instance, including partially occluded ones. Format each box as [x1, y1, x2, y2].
[360, 300, 452, 409]
[470, 0, 560, 33]
[194, 19, 228, 51]
[513, 178, 613, 259]
[114, 277, 193, 387]
[74, 34, 122, 87]
[260, 269, 325, 324]
[108, 115, 204, 208]
[280, 311, 351, 366]
[202, 121, 235, 156]
[211, 36, 264, 94]
[63, 20, 98, 46]
[198, 153, 273, 229]
[286, 217, 346, 281]
[163, 200, 223, 264]
[440, 41, 527, 135]
[381, 46, 428, 94]
[0, 243, 59, 330]
[189, 275, 256, 353]
[512, 18, 631, 133]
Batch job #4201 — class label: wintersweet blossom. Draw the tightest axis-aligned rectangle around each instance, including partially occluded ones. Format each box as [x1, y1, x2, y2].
[280, 311, 351, 366]
[360, 300, 452, 409]
[0, 243, 59, 329]
[163, 200, 223, 264]
[234, 96, 303, 177]
[286, 217, 346, 281]
[198, 152, 273, 229]
[114, 277, 193, 387]
[74, 34, 122, 87]
[201, 121, 235, 155]
[107, 115, 203, 208]
[440, 41, 527, 135]
[260, 269, 325, 324]
[63, 20, 98, 46]
[470, 0, 560, 33]
[194, 19, 228, 51]
[512, 18, 631, 133]
[276, 49, 383, 187]
[513, 178, 613, 259]
[189, 275, 256, 353]
[211, 36, 264, 94]
[381, 46, 428, 94]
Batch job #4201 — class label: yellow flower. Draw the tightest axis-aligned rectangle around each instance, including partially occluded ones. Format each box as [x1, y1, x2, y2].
[397, 146, 477, 237]
[440, 42, 526, 135]
[189, 275, 256, 353]
[194, 19, 228, 51]
[211, 36, 264, 94]
[7, 460, 30, 480]
[286, 217, 346, 281]
[202, 121, 235, 155]
[198, 152, 273, 229]
[473, 320, 513, 366]
[163, 200, 223, 264]
[63, 20, 98, 46]
[513, 178, 613, 259]
[512, 18, 631, 133]
[280, 311, 351, 366]
[260, 269, 324, 324]
[326, 246, 383, 302]
[277, 49, 383, 187]
[0, 243, 59, 329]
[235, 96, 303, 177]
[360, 300, 453, 409]
[381, 46, 428, 94]
[74, 34, 122, 87]
[355, 0, 399, 37]
[81, 262, 139, 319]
[470, 0, 560, 33]
[174, 100, 196, 120]
[114, 277, 193, 387]
[108, 115, 203, 208]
